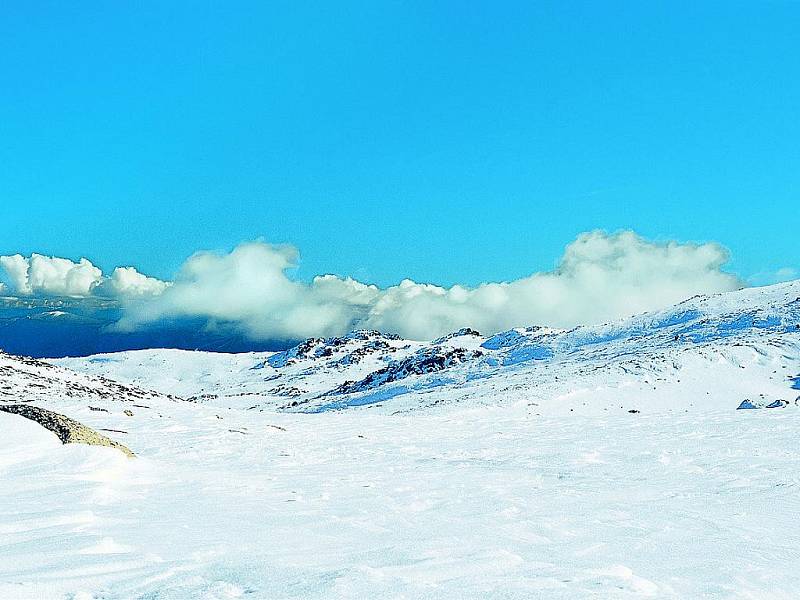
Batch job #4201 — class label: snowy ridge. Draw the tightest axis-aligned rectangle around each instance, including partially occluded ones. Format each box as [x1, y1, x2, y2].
[0, 350, 168, 407]
[55, 280, 800, 414]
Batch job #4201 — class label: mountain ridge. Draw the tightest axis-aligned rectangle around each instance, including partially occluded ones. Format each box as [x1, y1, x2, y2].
[51, 279, 800, 415]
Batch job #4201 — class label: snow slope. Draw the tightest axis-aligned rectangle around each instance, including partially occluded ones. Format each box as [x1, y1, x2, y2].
[4, 403, 800, 599]
[1, 281, 799, 598]
[0, 351, 168, 407]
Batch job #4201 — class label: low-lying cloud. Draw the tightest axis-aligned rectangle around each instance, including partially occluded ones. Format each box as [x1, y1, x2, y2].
[0, 231, 745, 341]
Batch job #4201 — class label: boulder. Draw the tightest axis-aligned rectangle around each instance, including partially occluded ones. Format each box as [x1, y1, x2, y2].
[765, 399, 789, 409]
[0, 404, 134, 457]
[736, 400, 760, 410]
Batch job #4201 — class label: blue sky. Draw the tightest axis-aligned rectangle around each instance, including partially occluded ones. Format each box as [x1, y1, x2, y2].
[1, 1, 798, 288]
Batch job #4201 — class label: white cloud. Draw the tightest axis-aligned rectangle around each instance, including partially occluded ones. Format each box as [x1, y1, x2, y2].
[0, 254, 33, 294]
[1, 232, 748, 339]
[114, 242, 379, 339]
[97, 267, 170, 298]
[351, 231, 744, 338]
[0, 253, 103, 296]
[775, 267, 799, 282]
[114, 230, 744, 340]
[0, 253, 166, 299]
[28, 254, 103, 297]
[748, 267, 798, 286]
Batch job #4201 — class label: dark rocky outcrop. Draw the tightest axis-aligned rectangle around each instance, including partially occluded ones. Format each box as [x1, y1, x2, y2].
[264, 330, 401, 368]
[329, 347, 483, 396]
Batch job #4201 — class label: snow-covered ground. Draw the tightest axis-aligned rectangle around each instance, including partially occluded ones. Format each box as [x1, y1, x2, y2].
[2, 281, 799, 598]
[4, 403, 800, 599]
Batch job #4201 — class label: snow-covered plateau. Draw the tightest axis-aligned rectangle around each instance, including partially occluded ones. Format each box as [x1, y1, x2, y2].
[2, 280, 800, 598]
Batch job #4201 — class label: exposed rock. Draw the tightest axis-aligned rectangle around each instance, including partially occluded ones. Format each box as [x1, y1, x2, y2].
[0, 404, 134, 457]
[327, 339, 394, 367]
[765, 399, 788, 409]
[329, 347, 483, 396]
[265, 330, 401, 368]
[432, 328, 482, 345]
[737, 399, 760, 410]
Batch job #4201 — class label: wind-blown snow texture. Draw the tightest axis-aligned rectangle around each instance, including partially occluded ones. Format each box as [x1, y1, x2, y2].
[1, 281, 799, 598]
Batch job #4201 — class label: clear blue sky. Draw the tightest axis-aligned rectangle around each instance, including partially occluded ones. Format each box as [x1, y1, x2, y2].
[1, 1, 798, 286]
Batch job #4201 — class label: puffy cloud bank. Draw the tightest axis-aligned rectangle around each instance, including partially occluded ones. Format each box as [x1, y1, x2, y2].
[1, 231, 744, 340]
[0, 253, 167, 299]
